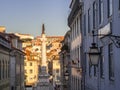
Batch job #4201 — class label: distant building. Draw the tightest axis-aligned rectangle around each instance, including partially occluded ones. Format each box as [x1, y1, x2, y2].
[45, 36, 64, 87]
[16, 33, 39, 86]
[17, 32, 64, 87]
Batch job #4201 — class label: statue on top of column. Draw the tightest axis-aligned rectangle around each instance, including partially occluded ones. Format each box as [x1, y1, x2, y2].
[42, 24, 45, 34]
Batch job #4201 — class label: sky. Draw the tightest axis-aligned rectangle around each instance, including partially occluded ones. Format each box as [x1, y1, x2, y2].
[0, 0, 71, 37]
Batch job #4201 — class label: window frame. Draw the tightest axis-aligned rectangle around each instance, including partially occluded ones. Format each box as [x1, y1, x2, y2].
[99, 0, 104, 24]
[30, 69, 33, 74]
[108, 43, 114, 80]
[30, 62, 32, 66]
[100, 47, 105, 78]
[119, 0, 120, 10]
[84, 14, 86, 36]
[89, 63, 92, 77]
[93, 1, 97, 29]
[88, 8, 91, 33]
[107, 0, 113, 17]
[0, 61, 1, 80]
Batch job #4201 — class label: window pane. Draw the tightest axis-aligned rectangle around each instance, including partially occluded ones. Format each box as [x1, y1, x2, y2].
[100, 47, 104, 78]
[108, 0, 113, 17]
[108, 44, 114, 80]
[99, 0, 103, 24]
[88, 8, 91, 33]
[93, 2, 97, 29]
[84, 14, 86, 36]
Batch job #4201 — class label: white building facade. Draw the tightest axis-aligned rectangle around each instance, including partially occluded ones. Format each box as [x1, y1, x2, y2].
[68, 0, 83, 90]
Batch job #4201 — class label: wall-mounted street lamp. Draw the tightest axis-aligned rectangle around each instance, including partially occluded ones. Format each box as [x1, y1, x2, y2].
[89, 43, 101, 66]
[64, 70, 69, 81]
[88, 30, 120, 66]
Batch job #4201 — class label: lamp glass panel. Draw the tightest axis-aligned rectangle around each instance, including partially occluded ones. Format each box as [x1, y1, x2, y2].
[89, 54, 99, 65]
[89, 47, 100, 65]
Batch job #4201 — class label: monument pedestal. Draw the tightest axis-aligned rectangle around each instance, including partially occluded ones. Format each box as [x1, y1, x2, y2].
[36, 66, 50, 90]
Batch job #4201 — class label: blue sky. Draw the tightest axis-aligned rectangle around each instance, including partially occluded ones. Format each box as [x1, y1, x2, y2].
[0, 0, 70, 37]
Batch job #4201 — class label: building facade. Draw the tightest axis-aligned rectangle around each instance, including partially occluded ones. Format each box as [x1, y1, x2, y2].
[46, 36, 64, 88]
[67, 0, 83, 90]
[0, 33, 11, 90]
[60, 30, 71, 90]
[82, 0, 120, 90]
[8, 34, 25, 90]
[16, 33, 39, 86]
[0, 30, 25, 90]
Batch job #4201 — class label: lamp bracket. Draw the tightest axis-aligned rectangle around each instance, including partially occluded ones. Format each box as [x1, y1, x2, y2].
[92, 30, 120, 48]
[108, 35, 120, 48]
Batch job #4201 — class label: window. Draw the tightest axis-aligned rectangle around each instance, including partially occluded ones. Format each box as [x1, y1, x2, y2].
[30, 69, 33, 74]
[94, 66, 97, 76]
[88, 8, 91, 33]
[75, 21, 76, 37]
[5, 61, 7, 78]
[72, 26, 74, 40]
[3, 60, 4, 79]
[74, 23, 76, 38]
[77, 17, 79, 35]
[30, 62, 32, 66]
[84, 14, 86, 36]
[56, 76, 60, 81]
[56, 69, 59, 73]
[78, 47, 80, 67]
[25, 70, 27, 73]
[108, 43, 114, 80]
[99, 0, 103, 24]
[89, 63, 92, 77]
[6, 61, 8, 78]
[100, 47, 104, 78]
[93, 2, 97, 29]
[24, 62, 27, 66]
[108, 0, 113, 17]
[73, 24, 75, 39]
[119, 0, 120, 10]
[0, 61, 1, 80]
[7, 61, 9, 78]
